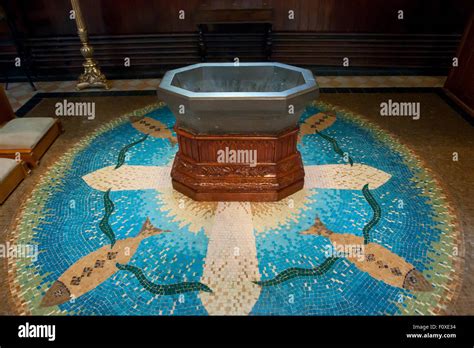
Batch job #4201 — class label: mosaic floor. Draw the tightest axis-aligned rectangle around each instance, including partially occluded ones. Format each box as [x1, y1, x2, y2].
[7, 101, 461, 315]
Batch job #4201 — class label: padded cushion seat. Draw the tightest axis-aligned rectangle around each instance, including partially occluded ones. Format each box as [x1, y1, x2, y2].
[0, 158, 19, 182]
[0, 117, 56, 149]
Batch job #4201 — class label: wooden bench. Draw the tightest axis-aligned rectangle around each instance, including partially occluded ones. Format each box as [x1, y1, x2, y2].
[0, 86, 63, 167]
[0, 158, 29, 204]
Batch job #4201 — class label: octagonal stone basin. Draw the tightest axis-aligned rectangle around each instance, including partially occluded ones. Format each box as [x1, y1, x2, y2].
[157, 62, 319, 135]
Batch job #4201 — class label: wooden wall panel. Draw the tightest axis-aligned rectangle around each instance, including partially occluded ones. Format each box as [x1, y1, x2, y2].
[271, 33, 460, 68]
[444, 13, 474, 117]
[269, 0, 472, 33]
[7, 0, 473, 36]
[1, 0, 473, 80]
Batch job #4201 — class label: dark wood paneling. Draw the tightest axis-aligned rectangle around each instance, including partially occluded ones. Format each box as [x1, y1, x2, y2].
[9, 0, 472, 36]
[272, 33, 461, 68]
[0, 31, 462, 80]
[23, 33, 201, 78]
[269, 0, 472, 33]
[1, 0, 473, 80]
[0, 4, 17, 68]
[444, 14, 474, 117]
[194, 8, 273, 24]
[16, 32, 461, 79]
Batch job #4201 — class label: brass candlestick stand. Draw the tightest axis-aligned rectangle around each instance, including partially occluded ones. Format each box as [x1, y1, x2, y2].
[71, 0, 109, 90]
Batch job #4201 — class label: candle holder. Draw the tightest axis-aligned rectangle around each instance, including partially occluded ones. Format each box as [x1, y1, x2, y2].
[71, 0, 109, 90]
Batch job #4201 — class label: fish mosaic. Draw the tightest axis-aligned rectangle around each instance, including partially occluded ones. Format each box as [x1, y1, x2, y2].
[40, 218, 170, 307]
[298, 111, 336, 141]
[300, 218, 432, 292]
[131, 117, 177, 146]
[7, 102, 461, 316]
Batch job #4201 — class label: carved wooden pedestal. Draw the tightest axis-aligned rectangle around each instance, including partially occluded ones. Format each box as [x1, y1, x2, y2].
[171, 127, 305, 201]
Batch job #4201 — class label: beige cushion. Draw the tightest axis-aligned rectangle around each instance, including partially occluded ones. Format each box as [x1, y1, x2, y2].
[0, 158, 19, 182]
[0, 117, 55, 149]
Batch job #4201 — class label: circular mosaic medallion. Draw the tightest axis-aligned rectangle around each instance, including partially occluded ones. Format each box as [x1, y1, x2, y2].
[8, 101, 462, 315]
